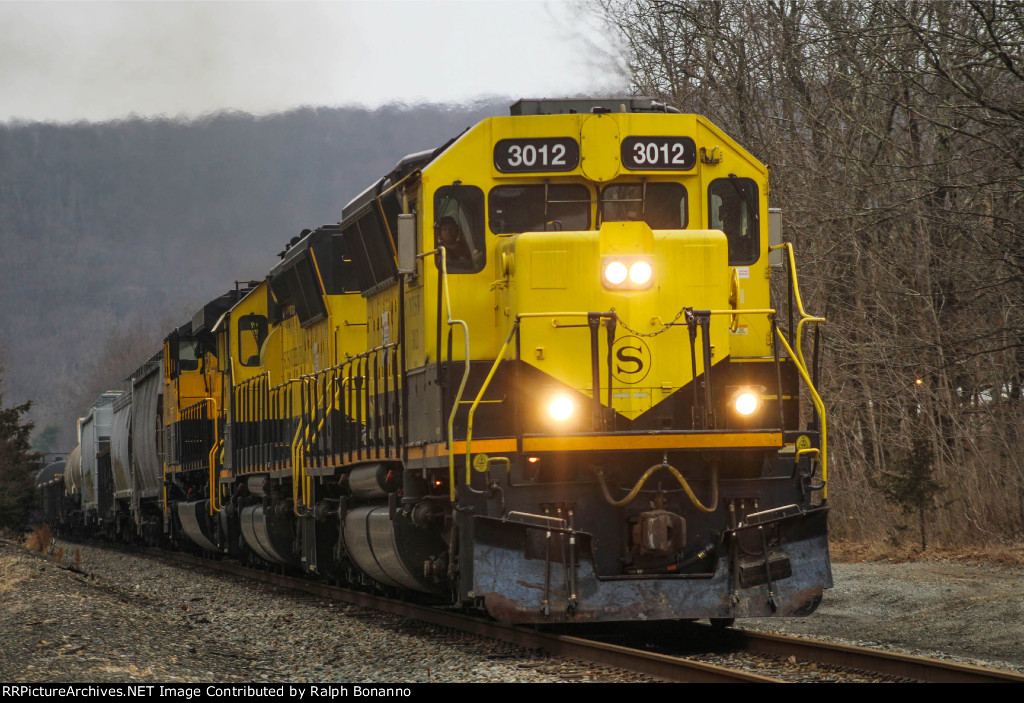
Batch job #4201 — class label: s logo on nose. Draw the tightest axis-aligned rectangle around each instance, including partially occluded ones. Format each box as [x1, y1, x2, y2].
[612, 336, 651, 384]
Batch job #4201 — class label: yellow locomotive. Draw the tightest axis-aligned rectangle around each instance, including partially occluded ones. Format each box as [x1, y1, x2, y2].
[66, 98, 830, 624]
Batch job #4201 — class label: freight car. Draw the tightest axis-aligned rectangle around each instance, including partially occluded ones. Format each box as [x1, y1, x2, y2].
[49, 98, 831, 624]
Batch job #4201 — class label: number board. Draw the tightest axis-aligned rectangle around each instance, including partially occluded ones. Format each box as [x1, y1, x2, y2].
[621, 136, 697, 171]
[494, 138, 580, 173]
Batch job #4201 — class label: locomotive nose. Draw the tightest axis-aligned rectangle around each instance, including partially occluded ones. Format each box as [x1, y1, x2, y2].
[495, 220, 731, 424]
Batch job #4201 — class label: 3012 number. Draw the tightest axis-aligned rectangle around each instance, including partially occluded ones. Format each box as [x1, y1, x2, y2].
[621, 136, 696, 171]
[494, 138, 580, 173]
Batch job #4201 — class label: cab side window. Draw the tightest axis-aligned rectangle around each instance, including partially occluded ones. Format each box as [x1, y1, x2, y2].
[237, 314, 268, 367]
[709, 177, 759, 265]
[177, 338, 200, 372]
[434, 185, 485, 274]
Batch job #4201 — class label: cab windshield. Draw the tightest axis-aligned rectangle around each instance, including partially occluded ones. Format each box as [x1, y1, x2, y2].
[601, 182, 687, 229]
[489, 184, 591, 234]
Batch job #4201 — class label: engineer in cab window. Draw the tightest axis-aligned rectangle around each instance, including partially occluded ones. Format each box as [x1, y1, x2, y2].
[435, 216, 472, 269]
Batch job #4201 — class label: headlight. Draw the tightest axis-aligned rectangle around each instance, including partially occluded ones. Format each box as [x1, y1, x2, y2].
[603, 260, 628, 286]
[548, 394, 575, 421]
[629, 260, 652, 285]
[733, 389, 760, 416]
[602, 256, 654, 290]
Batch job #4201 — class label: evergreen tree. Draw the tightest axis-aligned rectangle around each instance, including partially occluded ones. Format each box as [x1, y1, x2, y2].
[0, 370, 39, 531]
[872, 436, 942, 550]
[32, 424, 60, 454]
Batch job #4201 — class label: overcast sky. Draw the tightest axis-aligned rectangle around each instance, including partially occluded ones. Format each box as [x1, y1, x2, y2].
[0, 0, 629, 123]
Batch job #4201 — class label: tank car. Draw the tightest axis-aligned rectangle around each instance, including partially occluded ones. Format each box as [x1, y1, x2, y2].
[57, 98, 831, 626]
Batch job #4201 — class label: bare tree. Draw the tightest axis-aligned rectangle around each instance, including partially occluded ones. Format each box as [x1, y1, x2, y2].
[596, 0, 1024, 545]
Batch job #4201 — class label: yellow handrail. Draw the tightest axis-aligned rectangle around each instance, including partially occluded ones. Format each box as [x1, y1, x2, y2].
[300, 371, 342, 512]
[291, 372, 329, 516]
[422, 246, 472, 502]
[705, 309, 775, 315]
[770, 242, 826, 379]
[775, 329, 828, 497]
[175, 397, 224, 514]
[288, 379, 306, 515]
[206, 397, 222, 516]
[464, 325, 518, 488]
[464, 312, 596, 490]
[310, 373, 328, 508]
[236, 373, 270, 474]
[298, 375, 317, 513]
[768, 242, 828, 496]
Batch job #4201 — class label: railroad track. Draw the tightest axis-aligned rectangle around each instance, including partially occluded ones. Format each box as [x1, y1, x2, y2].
[573, 619, 1024, 683]
[709, 626, 1024, 683]
[151, 549, 768, 682]
[138, 547, 1024, 683]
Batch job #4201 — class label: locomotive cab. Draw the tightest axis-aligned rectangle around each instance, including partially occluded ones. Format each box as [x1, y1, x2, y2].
[164, 288, 251, 553]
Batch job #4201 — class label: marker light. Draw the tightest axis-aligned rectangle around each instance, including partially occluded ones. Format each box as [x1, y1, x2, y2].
[548, 394, 575, 421]
[734, 390, 760, 416]
[604, 260, 628, 285]
[629, 260, 653, 285]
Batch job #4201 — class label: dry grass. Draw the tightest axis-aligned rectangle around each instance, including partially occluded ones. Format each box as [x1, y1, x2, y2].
[831, 539, 1024, 565]
[23, 524, 52, 554]
[0, 555, 32, 596]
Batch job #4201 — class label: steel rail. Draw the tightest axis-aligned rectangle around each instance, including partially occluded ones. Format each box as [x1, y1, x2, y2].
[723, 627, 1024, 684]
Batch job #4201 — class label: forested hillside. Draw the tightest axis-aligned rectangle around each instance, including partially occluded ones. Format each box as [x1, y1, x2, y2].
[0, 102, 504, 450]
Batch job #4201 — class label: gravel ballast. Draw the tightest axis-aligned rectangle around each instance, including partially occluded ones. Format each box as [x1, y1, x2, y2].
[744, 559, 1024, 672]
[2, 539, 1021, 682]
[0, 540, 654, 683]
